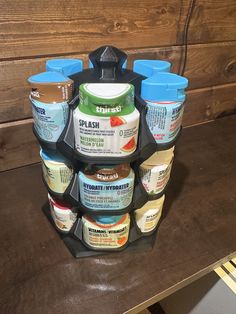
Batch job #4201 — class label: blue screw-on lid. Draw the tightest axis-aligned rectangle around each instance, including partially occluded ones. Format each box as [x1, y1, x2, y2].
[46, 59, 83, 76]
[88, 59, 127, 69]
[28, 71, 70, 83]
[95, 215, 123, 224]
[133, 60, 171, 77]
[141, 73, 188, 102]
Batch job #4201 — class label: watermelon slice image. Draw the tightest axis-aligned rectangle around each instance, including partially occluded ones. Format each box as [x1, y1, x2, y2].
[121, 137, 136, 152]
[110, 116, 126, 127]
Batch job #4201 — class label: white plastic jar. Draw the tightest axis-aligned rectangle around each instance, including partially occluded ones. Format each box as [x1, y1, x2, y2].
[48, 194, 77, 232]
[134, 195, 165, 233]
[139, 147, 174, 195]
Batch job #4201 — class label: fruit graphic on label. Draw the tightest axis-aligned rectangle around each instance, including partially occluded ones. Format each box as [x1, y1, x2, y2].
[110, 116, 126, 127]
[117, 236, 127, 246]
[121, 137, 136, 152]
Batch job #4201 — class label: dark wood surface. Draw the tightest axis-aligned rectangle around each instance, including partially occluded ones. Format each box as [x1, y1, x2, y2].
[0, 115, 236, 314]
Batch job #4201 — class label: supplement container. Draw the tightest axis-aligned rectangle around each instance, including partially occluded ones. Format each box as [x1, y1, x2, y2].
[133, 60, 171, 77]
[134, 195, 165, 233]
[40, 149, 74, 194]
[139, 147, 174, 195]
[28, 71, 73, 142]
[73, 83, 140, 157]
[141, 73, 188, 144]
[79, 164, 134, 211]
[82, 214, 130, 249]
[48, 194, 77, 232]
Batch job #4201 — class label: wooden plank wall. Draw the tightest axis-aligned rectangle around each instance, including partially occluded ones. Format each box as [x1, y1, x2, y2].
[0, 0, 236, 171]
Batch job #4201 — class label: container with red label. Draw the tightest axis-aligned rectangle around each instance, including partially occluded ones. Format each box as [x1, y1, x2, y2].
[48, 194, 77, 232]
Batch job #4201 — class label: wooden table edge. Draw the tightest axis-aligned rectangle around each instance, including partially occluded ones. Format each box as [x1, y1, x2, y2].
[124, 251, 236, 314]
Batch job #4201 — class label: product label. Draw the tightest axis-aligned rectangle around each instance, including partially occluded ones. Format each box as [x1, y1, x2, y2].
[41, 159, 73, 194]
[135, 197, 165, 233]
[73, 108, 140, 156]
[29, 80, 73, 103]
[79, 167, 134, 210]
[139, 159, 173, 194]
[145, 101, 184, 143]
[82, 215, 130, 248]
[137, 209, 162, 233]
[31, 98, 69, 142]
[49, 196, 77, 232]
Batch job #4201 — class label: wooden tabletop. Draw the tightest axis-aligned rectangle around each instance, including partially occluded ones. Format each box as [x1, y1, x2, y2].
[1, 115, 236, 314]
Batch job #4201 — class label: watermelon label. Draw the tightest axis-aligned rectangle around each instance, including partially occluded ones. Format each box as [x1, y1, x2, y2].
[74, 108, 140, 156]
[74, 83, 140, 156]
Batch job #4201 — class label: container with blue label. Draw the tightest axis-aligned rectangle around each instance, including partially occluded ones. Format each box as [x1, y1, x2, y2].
[46, 58, 83, 76]
[28, 71, 73, 142]
[133, 59, 171, 77]
[82, 214, 130, 249]
[141, 73, 188, 144]
[79, 164, 134, 211]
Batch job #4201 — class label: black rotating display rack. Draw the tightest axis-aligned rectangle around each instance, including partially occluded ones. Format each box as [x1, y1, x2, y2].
[34, 45, 181, 258]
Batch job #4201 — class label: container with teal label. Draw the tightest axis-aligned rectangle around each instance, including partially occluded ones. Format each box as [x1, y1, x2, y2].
[141, 73, 188, 144]
[31, 98, 69, 142]
[82, 214, 130, 249]
[28, 71, 73, 142]
[79, 164, 134, 211]
[73, 83, 140, 156]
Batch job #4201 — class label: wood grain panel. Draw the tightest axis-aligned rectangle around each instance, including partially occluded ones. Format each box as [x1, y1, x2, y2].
[0, 119, 39, 171]
[1, 83, 236, 171]
[1, 42, 236, 123]
[184, 83, 236, 126]
[0, 0, 236, 60]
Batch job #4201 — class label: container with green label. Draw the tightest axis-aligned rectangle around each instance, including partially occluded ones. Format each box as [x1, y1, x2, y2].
[73, 83, 140, 156]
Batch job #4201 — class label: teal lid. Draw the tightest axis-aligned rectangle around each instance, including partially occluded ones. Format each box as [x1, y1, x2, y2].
[133, 60, 171, 77]
[28, 71, 69, 83]
[141, 73, 188, 102]
[46, 59, 83, 76]
[88, 59, 127, 69]
[40, 148, 69, 164]
[95, 215, 123, 224]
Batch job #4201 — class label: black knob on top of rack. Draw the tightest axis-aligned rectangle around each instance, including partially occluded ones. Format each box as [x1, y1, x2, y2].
[89, 45, 127, 81]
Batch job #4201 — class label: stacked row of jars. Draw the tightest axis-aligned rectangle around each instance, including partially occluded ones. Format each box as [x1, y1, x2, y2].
[28, 57, 188, 250]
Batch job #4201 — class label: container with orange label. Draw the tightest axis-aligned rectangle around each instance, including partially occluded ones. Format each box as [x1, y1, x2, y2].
[82, 214, 130, 249]
[73, 83, 140, 156]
